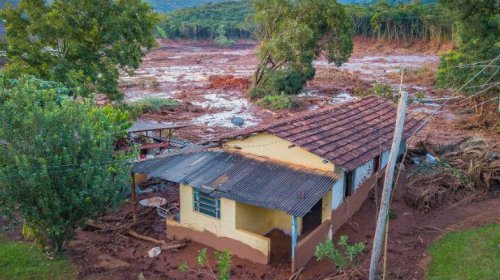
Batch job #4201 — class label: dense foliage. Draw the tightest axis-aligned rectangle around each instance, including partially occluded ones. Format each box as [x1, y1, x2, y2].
[436, 0, 499, 96]
[159, 0, 452, 44]
[1, 0, 159, 100]
[250, 0, 353, 104]
[147, 0, 230, 13]
[345, 1, 455, 41]
[159, 1, 253, 40]
[0, 76, 132, 252]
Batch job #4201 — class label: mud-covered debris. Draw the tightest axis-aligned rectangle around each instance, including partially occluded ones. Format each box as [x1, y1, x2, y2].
[405, 138, 499, 212]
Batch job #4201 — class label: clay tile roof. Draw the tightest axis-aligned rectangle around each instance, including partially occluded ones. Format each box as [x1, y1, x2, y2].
[211, 96, 425, 171]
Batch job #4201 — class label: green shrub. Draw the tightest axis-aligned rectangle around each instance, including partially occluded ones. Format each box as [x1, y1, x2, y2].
[215, 34, 235, 47]
[179, 248, 232, 280]
[257, 94, 293, 110]
[131, 97, 179, 113]
[266, 68, 309, 95]
[315, 235, 365, 272]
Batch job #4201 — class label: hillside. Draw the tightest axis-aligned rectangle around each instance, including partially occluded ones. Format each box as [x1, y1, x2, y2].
[147, 0, 232, 12]
[339, 0, 436, 3]
[0, 0, 233, 11]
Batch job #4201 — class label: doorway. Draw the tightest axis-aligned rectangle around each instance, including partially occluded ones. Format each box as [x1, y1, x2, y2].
[302, 199, 322, 235]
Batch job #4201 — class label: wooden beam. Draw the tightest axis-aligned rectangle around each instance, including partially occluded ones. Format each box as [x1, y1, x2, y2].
[131, 172, 138, 223]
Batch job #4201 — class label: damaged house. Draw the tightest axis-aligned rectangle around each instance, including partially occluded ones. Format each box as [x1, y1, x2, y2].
[131, 96, 423, 271]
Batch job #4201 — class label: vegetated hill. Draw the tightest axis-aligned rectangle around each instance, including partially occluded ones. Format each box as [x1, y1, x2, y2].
[146, 0, 232, 12]
[0, 0, 233, 11]
[339, 0, 436, 4]
[159, 0, 253, 40]
[160, 0, 452, 42]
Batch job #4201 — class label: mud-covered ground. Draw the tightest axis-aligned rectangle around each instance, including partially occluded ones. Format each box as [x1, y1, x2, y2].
[3, 38, 498, 280]
[119, 37, 452, 142]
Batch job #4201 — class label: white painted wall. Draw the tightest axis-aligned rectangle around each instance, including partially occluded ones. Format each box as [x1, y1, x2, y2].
[331, 172, 345, 210]
[354, 159, 374, 190]
[399, 139, 407, 156]
[381, 150, 390, 168]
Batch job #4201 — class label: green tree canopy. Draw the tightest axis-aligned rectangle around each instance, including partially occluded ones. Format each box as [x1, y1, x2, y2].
[0, 75, 132, 251]
[436, 0, 499, 95]
[1, 0, 160, 100]
[251, 0, 353, 101]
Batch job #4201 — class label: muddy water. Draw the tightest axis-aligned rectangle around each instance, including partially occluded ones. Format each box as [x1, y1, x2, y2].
[120, 41, 441, 134]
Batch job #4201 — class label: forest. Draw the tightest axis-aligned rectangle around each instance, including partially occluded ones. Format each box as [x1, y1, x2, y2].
[158, 1, 254, 40]
[159, 0, 454, 42]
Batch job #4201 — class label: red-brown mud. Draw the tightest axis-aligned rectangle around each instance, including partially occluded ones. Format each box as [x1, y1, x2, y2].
[119, 37, 447, 142]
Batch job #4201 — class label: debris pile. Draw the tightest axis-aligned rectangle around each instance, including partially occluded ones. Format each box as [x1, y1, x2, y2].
[405, 138, 499, 212]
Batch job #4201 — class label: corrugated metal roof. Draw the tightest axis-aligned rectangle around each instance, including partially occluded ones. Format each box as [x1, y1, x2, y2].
[133, 151, 339, 217]
[128, 120, 187, 133]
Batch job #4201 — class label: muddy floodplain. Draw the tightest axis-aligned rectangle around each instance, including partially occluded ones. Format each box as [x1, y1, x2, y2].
[119, 39, 447, 142]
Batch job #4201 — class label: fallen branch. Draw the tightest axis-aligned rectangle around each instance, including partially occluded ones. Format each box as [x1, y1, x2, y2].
[125, 230, 187, 251]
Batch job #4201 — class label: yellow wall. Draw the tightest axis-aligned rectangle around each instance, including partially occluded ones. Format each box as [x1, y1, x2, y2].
[321, 190, 332, 223]
[175, 184, 271, 257]
[224, 134, 335, 172]
[235, 202, 303, 235]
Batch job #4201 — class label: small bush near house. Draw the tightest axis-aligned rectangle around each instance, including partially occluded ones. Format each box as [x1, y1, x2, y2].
[428, 224, 500, 280]
[178, 248, 232, 280]
[0, 238, 76, 280]
[257, 94, 293, 110]
[131, 97, 179, 113]
[315, 235, 365, 273]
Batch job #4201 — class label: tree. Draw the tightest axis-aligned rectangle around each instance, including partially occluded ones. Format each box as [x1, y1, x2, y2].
[250, 0, 353, 101]
[1, 0, 160, 100]
[436, 0, 499, 96]
[0, 75, 132, 252]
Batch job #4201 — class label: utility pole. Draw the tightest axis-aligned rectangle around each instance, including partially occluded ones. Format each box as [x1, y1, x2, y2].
[368, 91, 408, 280]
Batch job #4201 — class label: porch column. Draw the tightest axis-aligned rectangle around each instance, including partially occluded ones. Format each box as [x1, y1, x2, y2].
[131, 172, 138, 223]
[291, 215, 298, 269]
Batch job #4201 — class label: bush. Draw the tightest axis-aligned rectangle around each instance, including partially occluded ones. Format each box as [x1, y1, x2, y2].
[131, 97, 179, 113]
[257, 94, 293, 110]
[215, 35, 235, 47]
[179, 248, 232, 280]
[315, 235, 365, 272]
[266, 68, 309, 96]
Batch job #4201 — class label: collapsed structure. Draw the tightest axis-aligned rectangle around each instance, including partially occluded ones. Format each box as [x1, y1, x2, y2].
[132, 96, 423, 271]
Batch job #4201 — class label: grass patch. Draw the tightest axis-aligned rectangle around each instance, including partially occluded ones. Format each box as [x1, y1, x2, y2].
[256, 94, 293, 110]
[0, 239, 76, 280]
[130, 97, 179, 114]
[428, 224, 500, 280]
